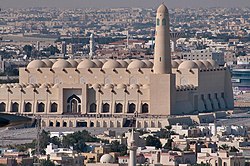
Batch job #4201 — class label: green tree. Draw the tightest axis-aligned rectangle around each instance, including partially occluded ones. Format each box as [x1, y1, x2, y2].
[23, 45, 33, 57]
[145, 135, 162, 149]
[163, 139, 173, 150]
[40, 159, 56, 166]
[110, 140, 127, 156]
[50, 136, 61, 147]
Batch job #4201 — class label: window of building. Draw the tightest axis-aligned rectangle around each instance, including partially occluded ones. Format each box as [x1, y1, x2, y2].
[38, 103, 45, 112]
[142, 103, 149, 113]
[24, 102, 32, 112]
[128, 103, 136, 113]
[90, 103, 97, 113]
[162, 18, 166, 25]
[157, 18, 160, 26]
[0, 102, 6, 112]
[115, 103, 123, 113]
[11, 102, 19, 112]
[102, 103, 110, 113]
[51, 102, 58, 112]
[67, 94, 81, 113]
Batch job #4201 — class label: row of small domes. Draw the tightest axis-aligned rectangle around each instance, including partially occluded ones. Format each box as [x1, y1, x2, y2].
[0, 83, 150, 90]
[27, 59, 154, 69]
[27, 59, 219, 70]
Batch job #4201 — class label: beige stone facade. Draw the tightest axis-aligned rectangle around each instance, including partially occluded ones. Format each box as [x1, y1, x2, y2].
[0, 4, 233, 128]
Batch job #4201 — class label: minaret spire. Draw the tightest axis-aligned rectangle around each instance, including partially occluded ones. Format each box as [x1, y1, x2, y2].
[153, 4, 172, 74]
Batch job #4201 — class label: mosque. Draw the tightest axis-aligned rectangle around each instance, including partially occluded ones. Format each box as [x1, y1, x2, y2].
[0, 4, 233, 128]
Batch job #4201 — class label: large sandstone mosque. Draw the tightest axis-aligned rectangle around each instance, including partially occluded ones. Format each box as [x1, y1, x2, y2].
[0, 4, 233, 128]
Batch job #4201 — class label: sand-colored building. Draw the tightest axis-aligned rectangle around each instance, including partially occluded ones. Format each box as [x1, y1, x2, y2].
[0, 4, 233, 128]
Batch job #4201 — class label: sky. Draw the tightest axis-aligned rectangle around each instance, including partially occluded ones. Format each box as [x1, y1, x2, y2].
[1, 0, 250, 8]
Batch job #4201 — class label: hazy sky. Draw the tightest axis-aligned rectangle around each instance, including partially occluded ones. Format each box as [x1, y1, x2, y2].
[1, 0, 250, 8]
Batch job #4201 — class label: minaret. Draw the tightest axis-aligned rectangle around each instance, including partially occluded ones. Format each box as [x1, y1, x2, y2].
[128, 129, 137, 166]
[153, 4, 172, 74]
[89, 33, 94, 59]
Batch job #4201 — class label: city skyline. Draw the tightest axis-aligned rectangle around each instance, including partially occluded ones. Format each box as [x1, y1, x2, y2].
[1, 0, 250, 8]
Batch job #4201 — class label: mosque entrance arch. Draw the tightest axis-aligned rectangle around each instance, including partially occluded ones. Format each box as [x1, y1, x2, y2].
[67, 94, 81, 114]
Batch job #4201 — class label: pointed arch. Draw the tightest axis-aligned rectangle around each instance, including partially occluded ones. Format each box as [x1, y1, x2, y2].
[11, 102, 19, 112]
[51, 102, 58, 112]
[90, 103, 97, 113]
[142, 103, 149, 113]
[102, 103, 110, 113]
[38, 102, 45, 112]
[115, 103, 123, 113]
[24, 102, 32, 112]
[128, 103, 136, 113]
[0, 102, 6, 112]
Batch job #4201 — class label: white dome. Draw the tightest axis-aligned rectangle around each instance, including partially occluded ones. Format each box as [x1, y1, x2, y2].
[142, 60, 154, 68]
[172, 61, 179, 68]
[178, 61, 199, 70]
[193, 60, 206, 70]
[26, 84, 35, 88]
[67, 59, 78, 68]
[117, 84, 127, 89]
[175, 60, 183, 65]
[92, 59, 104, 68]
[91, 83, 101, 90]
[117, 60, 129, 68]
[50, 59, 57, 63]
[99, 59, 107, 63]
[75, 59, 82, 63]
[42, 59, 53, 68]
[200, 60, 213, 69]
[52, 59, 72, 69]
[27, 60, 47, 69]
[124, 59, 132, 64]
[102, 60, 122, 69]
[100, 154, 114, 164]
[127, 60, 146, 69]
[207, 59, 219, 68]
[1, 84, 9, 88]
[157, 4, 168, 13]
[77, 59, 97, 69]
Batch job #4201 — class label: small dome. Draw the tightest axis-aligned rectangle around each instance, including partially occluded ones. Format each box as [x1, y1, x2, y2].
[100, 154, 114, 164]
[52, 59, 72, 69]
[172, 61, 179, 68]
[1, 84, 9, 88]
[14, 83, 22, 88]
[77, 59, 97, 69]
[99, 59, 107, 63]
[200, 60, 213, 69]
[27, 60, 47, 69]
[175, 60, 183, 65]
[91, 83, 101, 90]
[207, 60, 219, 68]
[104, 84, 114, 89]
[124, 59, 132, 64]
[117, 60, 128, 68]
[92, 59, 104, 68]
[157, 4, 168, 13]
[75, 59, 82, 63]
[40, 83, 48, 88]
[26, 84, 35, 88]
[67, 59, 78, 68]
[102, 60, 122, 69]
[142, 84, 150, 89]
[178, 60, 198, 70]
[50, 59, 57, 63]
[127, 60, 146, 69]
[142, 60, 154, 68]
[193, 60, 206, 70]
[42, 59, 53, 68]
[117, 84, 127, 89]
[52, 83, 60, 88]
[130, 84, 139, 89]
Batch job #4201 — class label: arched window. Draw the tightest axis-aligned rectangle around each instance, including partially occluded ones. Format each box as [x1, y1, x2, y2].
[38, 103, 45, 112]
[102, 103, 110, 113]
[90, 103, 97, 113]
[157, 18, 160, 26]
[51, 103, 58, 112]
[115, 103, 123, 113]
[49, 121, 54, 127]
[142, 103, 149, 113]
[128, 103, 136, 113]
[223, 162, 227, 166]
[162, 18, 166, 25]
[67, 94, 81, 114]
[0, 102, 6, 112]
[56, 122, 60, 127]
[63, 122, 67, 127]
[11, 102, 19, 112]
[25, 102, 32, 112]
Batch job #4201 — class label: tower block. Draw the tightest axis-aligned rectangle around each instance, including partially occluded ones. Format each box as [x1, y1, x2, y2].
[153, 4, 172, 74]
